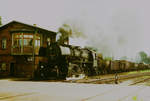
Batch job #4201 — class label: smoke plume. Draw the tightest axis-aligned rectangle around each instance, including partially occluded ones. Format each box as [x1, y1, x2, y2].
[61, 10, 148, 62]
[57, 0, 150, 62]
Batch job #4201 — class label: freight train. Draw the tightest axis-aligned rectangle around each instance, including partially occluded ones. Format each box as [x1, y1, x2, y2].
[35, 42, 150, 79]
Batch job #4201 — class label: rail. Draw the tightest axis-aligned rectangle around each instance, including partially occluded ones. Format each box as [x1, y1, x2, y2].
[68, 72, 150, 84]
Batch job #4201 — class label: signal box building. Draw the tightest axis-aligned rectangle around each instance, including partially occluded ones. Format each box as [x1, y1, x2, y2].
[0, 21, 56, 78]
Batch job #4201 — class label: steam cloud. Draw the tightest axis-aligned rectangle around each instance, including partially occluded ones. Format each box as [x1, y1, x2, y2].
[62, 8, 150, 61]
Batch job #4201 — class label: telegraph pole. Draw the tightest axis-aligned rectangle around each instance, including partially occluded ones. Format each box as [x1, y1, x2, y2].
[32, 24, 37, 78]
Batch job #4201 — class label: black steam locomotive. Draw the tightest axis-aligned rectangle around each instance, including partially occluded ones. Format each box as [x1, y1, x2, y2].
[36, 42, 99, 79]
[35, 42, 150, 80]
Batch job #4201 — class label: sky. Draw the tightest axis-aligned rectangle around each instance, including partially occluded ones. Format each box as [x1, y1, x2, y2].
[1, 0, 150, 60]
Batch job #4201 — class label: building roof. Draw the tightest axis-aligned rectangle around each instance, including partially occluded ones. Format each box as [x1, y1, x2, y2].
[0, 20, 56, 35]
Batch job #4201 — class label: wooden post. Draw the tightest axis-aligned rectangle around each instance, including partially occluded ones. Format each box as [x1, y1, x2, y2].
[32, 28, 36, 78]
[21, 33, 23, 54]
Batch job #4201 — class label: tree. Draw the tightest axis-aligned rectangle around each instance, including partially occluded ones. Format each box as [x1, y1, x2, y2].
[104, 57, 113, 61]
[138, 51, 150, 64]
[57, 24, 72, 44]
[57, 22, 86, 45]
[139, 51, 147, 62]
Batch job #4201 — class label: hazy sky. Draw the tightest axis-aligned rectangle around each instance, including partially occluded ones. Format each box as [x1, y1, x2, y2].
[1, 0, 150, 60]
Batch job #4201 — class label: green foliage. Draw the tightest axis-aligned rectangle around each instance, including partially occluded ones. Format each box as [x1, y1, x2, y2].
[57, 24, 72, 44]
[138, 51, 150, 64]
[104, 57, 113, 61]
[59, 24, 72, 36]
[57, 22, 86, 44]
[139, 51, 147, 59]
[132, 96, 137, 101]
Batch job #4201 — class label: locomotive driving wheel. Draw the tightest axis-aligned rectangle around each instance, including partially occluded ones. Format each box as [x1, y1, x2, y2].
[57, 63, 68, 79]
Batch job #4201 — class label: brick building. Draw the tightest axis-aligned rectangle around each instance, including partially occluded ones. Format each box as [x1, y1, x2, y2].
[0, 21, 56, 78]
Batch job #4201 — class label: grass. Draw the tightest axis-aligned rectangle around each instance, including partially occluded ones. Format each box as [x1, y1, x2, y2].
[85, 69, 150, 80]
[125, 69, 150, 75]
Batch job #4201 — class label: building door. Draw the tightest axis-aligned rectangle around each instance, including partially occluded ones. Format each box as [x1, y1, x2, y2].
[10, 63, 15, 76]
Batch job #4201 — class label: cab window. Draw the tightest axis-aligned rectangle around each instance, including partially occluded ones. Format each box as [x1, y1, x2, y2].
[2, 38, 7, 49]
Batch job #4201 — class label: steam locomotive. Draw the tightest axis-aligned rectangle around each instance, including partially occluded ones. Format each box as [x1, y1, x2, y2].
[35, 42, 150, 79]
[35, 42, 100, 79]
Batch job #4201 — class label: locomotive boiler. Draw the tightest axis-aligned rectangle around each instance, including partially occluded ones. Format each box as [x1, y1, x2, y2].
[36, 42, 98, 79]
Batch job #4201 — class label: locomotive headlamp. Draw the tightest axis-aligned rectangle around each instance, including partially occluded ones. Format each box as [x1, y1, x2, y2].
[41, 65, 44, 68]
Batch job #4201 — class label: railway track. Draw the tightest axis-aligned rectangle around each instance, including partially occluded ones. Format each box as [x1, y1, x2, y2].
[129, 77, 150, 86]
[67, 71, 150, 85]
[80, 73, 150, 101]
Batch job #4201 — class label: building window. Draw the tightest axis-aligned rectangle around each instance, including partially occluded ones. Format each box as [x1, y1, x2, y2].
[35, 35, 41, 47]
[13, 33, 34, 47]
[23, 35, 33, 46]
[35, 40, 40, 46]
[12, 33, 41, 54]
[47, 37, 51, 46]
[24, 39, 33, 46]
[1, 63, 7, 71]
[2, 38, 7, 49]
[14, 39, 22, 47]
[13, 33, 22, 48]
